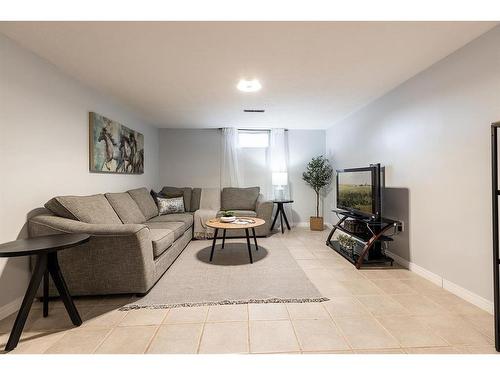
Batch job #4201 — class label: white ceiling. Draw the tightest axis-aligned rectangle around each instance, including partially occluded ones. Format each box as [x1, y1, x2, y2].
[0, 22, 496, 129]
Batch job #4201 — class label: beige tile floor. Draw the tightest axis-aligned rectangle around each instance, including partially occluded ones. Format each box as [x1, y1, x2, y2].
[0, 228, 497, 354]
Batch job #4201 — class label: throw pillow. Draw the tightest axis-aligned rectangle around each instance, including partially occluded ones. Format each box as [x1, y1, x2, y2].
[159, 186, 192, 212]
[157, 196, 185, 215]
[151, 189, 185, 205]
[150, 189, 162, 202]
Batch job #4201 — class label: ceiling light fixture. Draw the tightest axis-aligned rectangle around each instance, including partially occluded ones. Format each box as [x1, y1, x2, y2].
[237, 79, 262, 93]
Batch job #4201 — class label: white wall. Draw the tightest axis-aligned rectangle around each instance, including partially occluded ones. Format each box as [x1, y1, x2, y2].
[288, 130, 330, 223]
[158, 129, 221, 188]
[326, 26, 500, 305]
[158, 128, 326, 223]
[0, 34, 160, 315]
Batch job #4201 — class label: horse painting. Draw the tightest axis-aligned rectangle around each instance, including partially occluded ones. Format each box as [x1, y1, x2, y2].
[89, 112, 144, 174]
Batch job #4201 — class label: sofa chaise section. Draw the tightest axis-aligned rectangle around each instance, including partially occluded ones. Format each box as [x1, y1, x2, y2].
[28, 188, 192, 296]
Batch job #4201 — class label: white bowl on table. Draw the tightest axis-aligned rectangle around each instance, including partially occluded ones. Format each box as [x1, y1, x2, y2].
[220, 216, 236, 223]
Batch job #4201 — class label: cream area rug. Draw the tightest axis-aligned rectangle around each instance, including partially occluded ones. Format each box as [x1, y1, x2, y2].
[122, 238, 327, 310]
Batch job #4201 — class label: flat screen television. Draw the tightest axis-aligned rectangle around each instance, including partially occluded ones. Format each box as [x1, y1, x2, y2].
[336, 164, 382, 220]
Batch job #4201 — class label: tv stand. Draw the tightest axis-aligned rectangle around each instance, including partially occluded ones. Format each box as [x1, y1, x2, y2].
[326, 209, 401, 269]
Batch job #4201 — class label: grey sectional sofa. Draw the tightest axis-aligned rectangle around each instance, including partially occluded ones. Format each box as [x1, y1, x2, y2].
[28, 185, 274, 297]
[28, 187, 196, 296]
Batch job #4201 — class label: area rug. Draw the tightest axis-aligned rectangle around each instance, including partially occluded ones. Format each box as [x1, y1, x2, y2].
[121, 239, 327, 310]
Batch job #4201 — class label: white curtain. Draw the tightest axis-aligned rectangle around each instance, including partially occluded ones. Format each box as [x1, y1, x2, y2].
[220, 128, 241, 187]
[268, 128, 294, 227]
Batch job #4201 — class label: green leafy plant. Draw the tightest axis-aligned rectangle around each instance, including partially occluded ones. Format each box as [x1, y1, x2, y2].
[222, 211, 235, 217]
[338, 234, 356, 250]
[302, 155, 333, 217]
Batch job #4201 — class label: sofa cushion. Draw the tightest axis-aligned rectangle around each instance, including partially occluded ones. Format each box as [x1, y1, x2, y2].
[221, 187, 260, 211]
[149, 228, 175, 258]
[44, 194, 121, 224]
[190, 188, 202, 212]
[128, 187, 158, 220]
[157, 196, 185, 215]
[160, 186, 192, 212]
[105, 192, 146, 224]
[216, 210, 257, 218]
[146, 222, 186, 241]
[45, 198, 78, 221]
[147, 213, 194, 228]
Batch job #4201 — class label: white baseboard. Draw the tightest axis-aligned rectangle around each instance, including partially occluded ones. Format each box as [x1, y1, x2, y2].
[442, 279, 494, 314]
[387, 251, 442, 287]
[295, 222, 333, 229]
[0, 297, 23, 321]
[295, 222, 309, 228]
[386, 250, 494, 314]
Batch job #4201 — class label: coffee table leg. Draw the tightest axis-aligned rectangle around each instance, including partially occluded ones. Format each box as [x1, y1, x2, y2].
[222, 229, 226, 249]
[43, 269, 49, 317]
[210, 228, 218, 262]
[252, 228, 259, 251]
[245, 228, 253, 264]
[48, 252, 82, 326]
[5, 253, 47, 352]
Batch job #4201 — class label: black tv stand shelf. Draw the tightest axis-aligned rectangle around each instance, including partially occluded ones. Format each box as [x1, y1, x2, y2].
[326, 209, 401, 269]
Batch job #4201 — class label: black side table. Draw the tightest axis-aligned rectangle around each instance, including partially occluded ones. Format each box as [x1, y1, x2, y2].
[0, 233, 89, 351]
[270, 200, 294, 234]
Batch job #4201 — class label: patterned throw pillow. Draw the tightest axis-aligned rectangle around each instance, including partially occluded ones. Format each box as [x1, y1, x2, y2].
[157, 196, 185, 215]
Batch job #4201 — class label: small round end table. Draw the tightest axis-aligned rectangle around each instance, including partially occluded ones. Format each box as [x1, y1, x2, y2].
[270, 200, 294, 233]
[0, 233, 90, 351]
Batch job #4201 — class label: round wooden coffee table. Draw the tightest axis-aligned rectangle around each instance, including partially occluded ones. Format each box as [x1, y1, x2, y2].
[206, 217, 265, 264]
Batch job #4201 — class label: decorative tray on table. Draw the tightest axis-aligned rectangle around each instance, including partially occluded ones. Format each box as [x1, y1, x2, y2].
[232, 218, 255, 225]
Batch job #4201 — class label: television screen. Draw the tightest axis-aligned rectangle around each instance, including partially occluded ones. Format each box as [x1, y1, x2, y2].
[337, 170, 374, 215]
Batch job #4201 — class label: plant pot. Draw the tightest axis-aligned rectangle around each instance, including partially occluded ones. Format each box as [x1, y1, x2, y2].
[310, 216, 324, 231]
[220, 216, 236, 223]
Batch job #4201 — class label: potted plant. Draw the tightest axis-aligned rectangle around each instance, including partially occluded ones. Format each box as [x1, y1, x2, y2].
[220, 210, 236, 223]
[302, 155, 333, 231]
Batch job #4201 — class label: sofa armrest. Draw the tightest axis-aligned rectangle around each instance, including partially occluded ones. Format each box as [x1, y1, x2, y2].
[29, 215, 148, 237]
[28, 215, 156, 295]
[255, 197, 274, 222]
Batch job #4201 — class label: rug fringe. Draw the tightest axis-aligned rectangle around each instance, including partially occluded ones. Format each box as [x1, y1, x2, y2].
[119, 297, 330, 311]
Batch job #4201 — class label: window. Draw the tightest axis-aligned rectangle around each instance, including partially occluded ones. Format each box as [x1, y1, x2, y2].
[238, 130, 269, 148]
